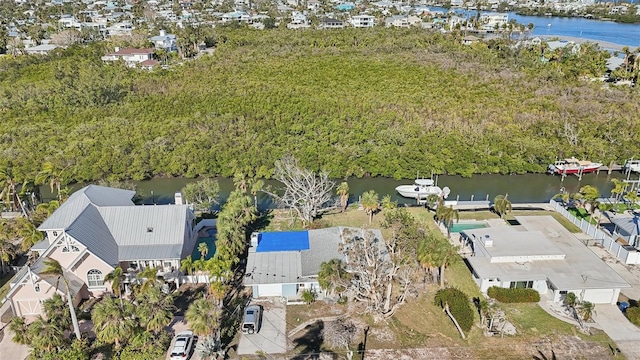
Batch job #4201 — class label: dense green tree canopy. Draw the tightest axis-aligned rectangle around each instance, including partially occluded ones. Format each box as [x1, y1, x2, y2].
[0, 28, 638, 183]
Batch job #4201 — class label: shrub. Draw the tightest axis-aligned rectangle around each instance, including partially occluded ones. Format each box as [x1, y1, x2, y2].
[627, 307, 640, 326]
[433, 287, 474, 333]
[487, 286, 540, 303]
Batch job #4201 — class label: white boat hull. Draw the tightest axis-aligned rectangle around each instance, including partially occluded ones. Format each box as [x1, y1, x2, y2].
[395, 185, 442, 199]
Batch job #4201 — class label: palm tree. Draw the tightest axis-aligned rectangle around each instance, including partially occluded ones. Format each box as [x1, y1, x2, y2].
[9, 317, 30, 345]
[135, 267, 164, 294]
[92, 296, 136, 350]
[0, 162, 28, 215]
[136, 286, 175, 334]
[435, 203, 459, 238]
[27, 316, 66, 352]
[493, 194, 512, 219]
[361, 190, 379, 224]
[336, 182, 349, 212]
[611, 178, 627, 203]
[198, 242, 209, 259]
[437, 241, 459, 288]
[41, 258, 81, 340]
[577, 301, 596, 321]
[104, 267, 125, 305]
[42, 293, 71, 329]
[0, 220, 17, 274]
[180, 255, 195, 275]
[17, 217, 44, 252]
[318, 259, 348, 296]
[185, 298, 221, 337]
[381, 194, 397, 211]
[35, 161, 70, 201]
[250, 178, 264, 208]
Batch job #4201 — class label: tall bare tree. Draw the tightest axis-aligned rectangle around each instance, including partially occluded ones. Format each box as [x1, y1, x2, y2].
[266, 155, 335, 225]
[340, 228, 413, 322]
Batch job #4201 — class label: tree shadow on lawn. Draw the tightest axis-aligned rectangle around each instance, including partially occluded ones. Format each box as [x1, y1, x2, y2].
[290, 320, 338, 360]
[173, 283, 208, 316]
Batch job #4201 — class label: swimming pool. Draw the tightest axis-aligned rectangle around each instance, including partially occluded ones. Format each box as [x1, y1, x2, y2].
[192, 228, 217, 260]
[449, 223, 488, 233]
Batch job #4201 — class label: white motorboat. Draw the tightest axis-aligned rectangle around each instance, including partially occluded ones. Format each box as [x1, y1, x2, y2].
[624, 159, 640, 173]
[395, 179, 449, 200]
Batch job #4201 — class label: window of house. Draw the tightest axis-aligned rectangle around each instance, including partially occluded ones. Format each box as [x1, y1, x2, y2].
[34, 284, 40, 292]
[61, 246, 69, 253]
[87, 269, 104, 288]
[71, 245, 80, 252]
[510, 281, 534, 289]
[53, 231, 58, 237]
[163, 261, 172, 269]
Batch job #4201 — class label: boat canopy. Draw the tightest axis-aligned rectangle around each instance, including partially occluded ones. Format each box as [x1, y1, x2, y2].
[414, 179, 435, 186]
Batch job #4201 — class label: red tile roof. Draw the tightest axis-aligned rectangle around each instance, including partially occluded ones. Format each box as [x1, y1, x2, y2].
[139, 59, 160, 67]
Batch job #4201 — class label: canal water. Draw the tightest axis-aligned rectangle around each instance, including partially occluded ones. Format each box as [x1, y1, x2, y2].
[45, 172, 638, 209]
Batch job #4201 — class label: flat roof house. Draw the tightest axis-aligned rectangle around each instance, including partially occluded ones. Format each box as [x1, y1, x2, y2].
[5, 185, 197, 317]
[462, 216, 629, 305]
[245, 227, 384, 300]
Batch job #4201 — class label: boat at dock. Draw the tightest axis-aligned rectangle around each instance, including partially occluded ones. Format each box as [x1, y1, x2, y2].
[547, 158, 602, 175]
[395, 178, 450, 200]
[624, 160, 640, 173]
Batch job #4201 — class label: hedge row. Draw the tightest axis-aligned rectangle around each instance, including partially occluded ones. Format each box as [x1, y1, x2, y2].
[487, 286, 540, 303]
[627, 307, 640, 327]
[434, 287, 474, 333]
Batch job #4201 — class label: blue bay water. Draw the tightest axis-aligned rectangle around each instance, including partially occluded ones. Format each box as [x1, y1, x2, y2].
[509, 12, 640, 47]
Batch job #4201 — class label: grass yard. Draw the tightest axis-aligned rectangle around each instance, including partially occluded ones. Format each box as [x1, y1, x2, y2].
[272, 207, 617, 358]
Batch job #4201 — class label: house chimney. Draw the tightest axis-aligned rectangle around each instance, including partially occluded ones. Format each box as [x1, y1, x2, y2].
[114, 46, 120, 53]
[159, 29, 166, 37]
[174, 192, 183, 205]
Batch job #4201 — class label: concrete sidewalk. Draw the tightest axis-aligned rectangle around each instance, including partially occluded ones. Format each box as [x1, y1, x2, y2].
[594, 304, 640, 359]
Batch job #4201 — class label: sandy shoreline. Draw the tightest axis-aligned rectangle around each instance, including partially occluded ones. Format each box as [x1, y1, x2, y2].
[538, 35, 632, 51]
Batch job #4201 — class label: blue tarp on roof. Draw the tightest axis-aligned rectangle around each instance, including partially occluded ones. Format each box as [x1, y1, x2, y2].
[256, 231, 310, 252]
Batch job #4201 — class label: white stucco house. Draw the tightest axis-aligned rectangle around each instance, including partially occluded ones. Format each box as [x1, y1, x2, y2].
[4, 185, 198, 317]
[462, 216, 629, 305]
[101, 47, 155, 67]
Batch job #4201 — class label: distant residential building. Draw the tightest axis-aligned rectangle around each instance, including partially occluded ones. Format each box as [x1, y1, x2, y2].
[25, 44, 59, 55]
[384, 15, 421, 28]
[288, 11, 310, 29]
[479, 12, 508, 30]
[102, 47, 155, 67]
[336, 2, 355, 11]
[105, 21, 134, 37]
[149, 29, 177, 52]
[351, 14, 375, 28]
[462, 35, 481, 46]
[322, 18, 344, 29]
[221, 11, 252, 23]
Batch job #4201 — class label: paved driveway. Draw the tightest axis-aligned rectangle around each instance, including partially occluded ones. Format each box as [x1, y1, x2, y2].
[237, 300, 287, 355]
[0, 328, 30, 360]
[594, 304, 640, 359]
[166, 316, 202, 360]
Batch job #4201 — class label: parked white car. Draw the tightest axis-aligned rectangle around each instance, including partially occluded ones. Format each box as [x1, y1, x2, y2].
[242, 305, 262, 334]
[170, 330, 194, 360]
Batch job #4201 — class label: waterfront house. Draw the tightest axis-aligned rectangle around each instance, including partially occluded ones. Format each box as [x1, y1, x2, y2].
[5, 185, 198, 317]
[462, 216, 629, 304]
[245, 227, 384, 300]
[384, 15, 421, 28]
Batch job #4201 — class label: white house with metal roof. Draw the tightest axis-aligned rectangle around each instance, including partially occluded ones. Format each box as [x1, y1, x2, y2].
[462, 216, 629, 305]
[245, 227, 382, 299]
[5, 185, 198, 317]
